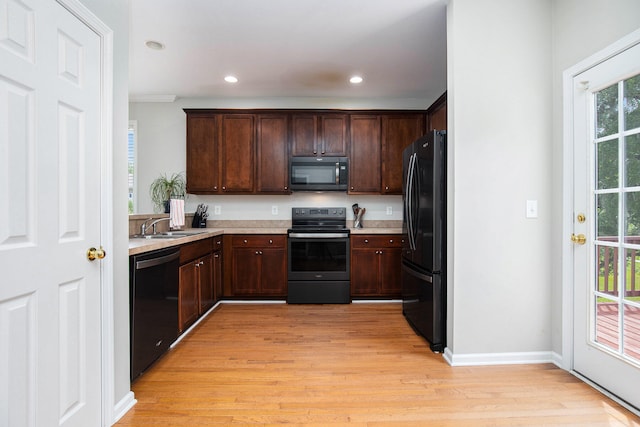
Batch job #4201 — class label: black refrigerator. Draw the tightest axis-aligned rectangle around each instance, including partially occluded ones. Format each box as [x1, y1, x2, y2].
[401, 130, 446, 352]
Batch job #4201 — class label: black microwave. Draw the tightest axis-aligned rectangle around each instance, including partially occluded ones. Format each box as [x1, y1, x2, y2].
[290, 157, 348, 191]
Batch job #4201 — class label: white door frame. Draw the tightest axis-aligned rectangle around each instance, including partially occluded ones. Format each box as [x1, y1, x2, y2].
[55, 0, 115, 425]
[561, 27, 640, 410]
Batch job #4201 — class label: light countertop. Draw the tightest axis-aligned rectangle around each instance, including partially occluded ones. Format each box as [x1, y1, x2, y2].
[129, 227, 403, 255]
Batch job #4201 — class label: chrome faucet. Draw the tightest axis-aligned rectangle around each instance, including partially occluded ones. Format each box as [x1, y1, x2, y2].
[140, 217, 171, 236]
[148, 217, 171, 235]
[140, 218, 154, 236]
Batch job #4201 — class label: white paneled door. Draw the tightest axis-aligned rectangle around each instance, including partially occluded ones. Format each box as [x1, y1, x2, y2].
[572, 40, 640, 410]
[0, 0, 103, 426]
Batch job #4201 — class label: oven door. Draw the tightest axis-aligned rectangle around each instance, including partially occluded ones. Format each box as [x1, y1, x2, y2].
[287, 232, 350, 281]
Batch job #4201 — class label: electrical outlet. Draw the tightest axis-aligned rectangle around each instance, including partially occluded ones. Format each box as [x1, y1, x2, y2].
[272, 205, 278, 215]
[386, 206, 393, 215]
[214, 205, 221, 215]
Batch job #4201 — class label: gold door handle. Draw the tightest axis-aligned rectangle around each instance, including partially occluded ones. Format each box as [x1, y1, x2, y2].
[87, 246, 106, 261]
[571, 234, 586, 245]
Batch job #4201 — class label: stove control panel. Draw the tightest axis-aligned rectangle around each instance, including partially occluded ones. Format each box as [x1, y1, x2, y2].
[292, 207, 346, 219]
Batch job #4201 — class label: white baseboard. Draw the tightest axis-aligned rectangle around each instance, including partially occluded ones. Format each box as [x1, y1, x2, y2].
[443, 348, 555, 366]
[112, 391, 136, 424]
[551, 351, 564, 369]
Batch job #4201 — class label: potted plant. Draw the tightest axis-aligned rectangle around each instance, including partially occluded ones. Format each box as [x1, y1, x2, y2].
[149, 172, 186, 213]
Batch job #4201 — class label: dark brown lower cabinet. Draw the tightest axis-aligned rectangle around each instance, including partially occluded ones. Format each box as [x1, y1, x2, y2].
[351, 235, 403, 298]
[178, 238, 214, 332]
[212, 237, 223, 302]
[224, 235, 287, 298]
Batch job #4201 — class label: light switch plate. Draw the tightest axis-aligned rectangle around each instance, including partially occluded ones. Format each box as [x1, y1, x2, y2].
[272, 206, 278, 215]
[214, 205, 221, 215]
[526, 200, 538, 218]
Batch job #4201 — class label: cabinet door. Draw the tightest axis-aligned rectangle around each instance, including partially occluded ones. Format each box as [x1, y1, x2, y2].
[290, 114, 318, 156]
[220, 114, 254, 192]
[379, 247, 402, 296]
[198, 254, 214, 314]
[320, 114, 348, 156]
[349, 115, 381, 193]
[178, 262, 199, 332]
[260, 248, 287, 296]
[256, 115, 289, 193]
[381, 115, 425, 194]
[212, 248, 223, 302]
[186, 115, 219, 193]
[350, 248, 380, 296]
[231, 247, 261, 295]
[429, 102, 447, 131]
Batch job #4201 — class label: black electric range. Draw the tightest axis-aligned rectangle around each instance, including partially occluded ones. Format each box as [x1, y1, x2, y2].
[287, 207, 351, 304]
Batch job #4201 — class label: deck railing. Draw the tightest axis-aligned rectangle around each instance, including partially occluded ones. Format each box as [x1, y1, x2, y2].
[598, 236, 640, 298]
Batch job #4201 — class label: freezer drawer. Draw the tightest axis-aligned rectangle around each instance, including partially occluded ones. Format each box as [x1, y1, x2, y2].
[401, 261, 445, 352]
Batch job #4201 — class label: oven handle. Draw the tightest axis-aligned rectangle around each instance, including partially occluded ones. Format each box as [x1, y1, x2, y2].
[288, 232, 350, 239]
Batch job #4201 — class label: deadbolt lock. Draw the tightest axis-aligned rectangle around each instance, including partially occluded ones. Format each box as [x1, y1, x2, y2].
[577, 213, 586, 223]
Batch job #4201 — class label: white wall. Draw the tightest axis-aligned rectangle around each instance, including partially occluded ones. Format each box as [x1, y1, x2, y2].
[77, 0, 131, 419]
[128, 97, 446, 222]
[447, 0, 553, 355]
[549, 0, 640, 356]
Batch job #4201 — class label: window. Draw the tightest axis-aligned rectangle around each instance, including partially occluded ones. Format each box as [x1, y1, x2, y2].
[128, 120, 137, 214]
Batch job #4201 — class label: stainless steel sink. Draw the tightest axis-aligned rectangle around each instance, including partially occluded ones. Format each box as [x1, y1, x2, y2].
[131, 234, 180, 239]
[160, 231, 207, 236]
[131, 230, 208, 239]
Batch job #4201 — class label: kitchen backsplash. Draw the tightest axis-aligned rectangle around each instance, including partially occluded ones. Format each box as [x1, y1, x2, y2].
[129, 214, 401, 236]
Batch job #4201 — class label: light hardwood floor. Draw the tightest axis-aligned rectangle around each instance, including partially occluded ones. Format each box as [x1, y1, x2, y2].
[116, 303, 640, 426]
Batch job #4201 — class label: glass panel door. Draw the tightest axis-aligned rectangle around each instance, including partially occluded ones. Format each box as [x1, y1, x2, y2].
[593, 74, 640, 364]
[572, 40, 640, 411]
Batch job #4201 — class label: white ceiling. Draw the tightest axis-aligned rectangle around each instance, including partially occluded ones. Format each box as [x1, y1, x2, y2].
[129, 0, 447, 107]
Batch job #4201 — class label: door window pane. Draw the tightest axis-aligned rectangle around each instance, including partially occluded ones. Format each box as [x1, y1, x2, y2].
[596, 84, 619, 138]
[598, 245, 618, 297]
[624, 74, 640, 131]
[624, 248, 640, 301]
[625, 134, 640, 187]
[597, 193, 618, 241]
[625, 191, 640, 243]
[623, 303, 640, 362]
[595, 296, 619, 351]
[597, 139, 618, 189]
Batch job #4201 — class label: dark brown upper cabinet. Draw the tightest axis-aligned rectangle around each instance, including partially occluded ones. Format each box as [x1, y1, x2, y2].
[256, 114, 289, 193]
[291, 113, 348, 157]
[349, 115, 381, 193]
[381, 114, 426, 194]
[186, 114, 219, 193]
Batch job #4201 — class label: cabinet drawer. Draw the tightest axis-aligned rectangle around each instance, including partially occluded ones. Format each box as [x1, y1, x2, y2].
[231, 235, 286, 248]
[180, 238, 213, 263]
[351, 235, 403, 248]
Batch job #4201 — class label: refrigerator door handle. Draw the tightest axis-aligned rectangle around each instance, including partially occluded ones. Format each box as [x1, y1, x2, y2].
[406, 153, 417, 251]
[402, 261, 433, 283]
[404, 153, 411, 248]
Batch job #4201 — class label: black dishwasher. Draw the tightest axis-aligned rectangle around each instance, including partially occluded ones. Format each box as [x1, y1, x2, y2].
[129, 247, 180, 381]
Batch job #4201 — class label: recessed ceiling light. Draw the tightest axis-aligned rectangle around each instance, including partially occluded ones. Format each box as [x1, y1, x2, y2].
[145, 40, 165, 50]
[224, 76, 238, 83]
[350, 76, 363, 84]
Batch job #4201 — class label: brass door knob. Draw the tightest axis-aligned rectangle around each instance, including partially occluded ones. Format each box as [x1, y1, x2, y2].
[571, 234, 586, 245]
[87, 246, 106, 261]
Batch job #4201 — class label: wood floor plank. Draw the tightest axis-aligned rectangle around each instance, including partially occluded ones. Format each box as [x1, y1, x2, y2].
[115, 303, 640, 426]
